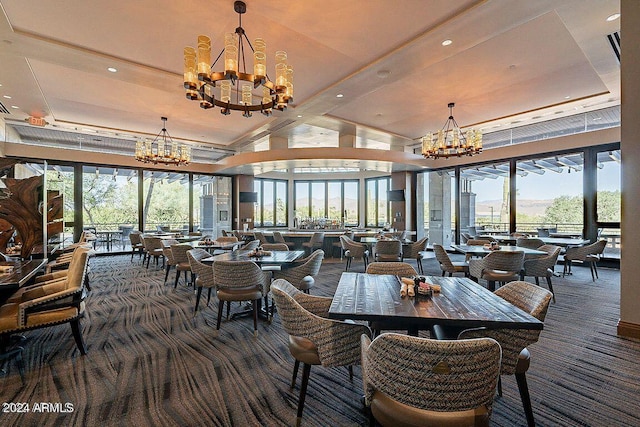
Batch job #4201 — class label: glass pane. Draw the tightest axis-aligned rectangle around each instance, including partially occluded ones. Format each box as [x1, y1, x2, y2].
[460, 163, 510, 236]
[193, 175, 230, 238]
[366, 179, 376, 227]
[327, 182, 342, 224]
[82, 166, 139, 252]
[417, 172, 429, 239]
[142, 171, 189, 234]
[254, 180, 262, 226]
[516, 153, 584, 236]
[295, 181, 309, 222]
[425, 171, 453, 246]
[343, 181, 359, 227]
[377, 178, 388, 227]
[311, 182, 325, 218]
[275, 181, 287, 226]
[596, 150, 621, 223]
[263, 181, 274, 226]
[46, 165, 74, 248]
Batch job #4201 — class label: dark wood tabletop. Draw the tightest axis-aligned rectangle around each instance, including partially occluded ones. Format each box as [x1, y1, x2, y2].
[328, 273, 543, 332]
[451, 244, 546, 257]
[0, 259, 48, 304]
[203, 250, 305, 265]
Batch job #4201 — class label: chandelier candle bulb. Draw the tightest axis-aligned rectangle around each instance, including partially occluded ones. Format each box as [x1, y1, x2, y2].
[253, 38, 266, 79]
[197, 35, 211, 78]
[183, 47, 198, 99]
[224, 33, 238, 75]
[285, 65, 294, 99]
[275, 51, 288, 88]
[220, 81, 231, 103]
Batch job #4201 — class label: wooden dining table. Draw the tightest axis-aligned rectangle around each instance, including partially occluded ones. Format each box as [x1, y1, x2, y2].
[328, 272, 542, 335]
[451, 244, 547, 257]
[0, 259, 48, 303]
[203, 249, 305, 266]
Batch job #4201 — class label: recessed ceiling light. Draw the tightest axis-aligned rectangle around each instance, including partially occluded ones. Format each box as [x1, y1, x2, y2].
[3, 95, 11, 99]
[10, 105, 19, 109]
[564, 95, 571, 99]
[107, 67, 118, 73]
[606, 13, 620, 22]
[297, 115, 303, 118]
[442, 39, 452, 46]
[376, 70, 391, 79]
[336, 93, 344, 98]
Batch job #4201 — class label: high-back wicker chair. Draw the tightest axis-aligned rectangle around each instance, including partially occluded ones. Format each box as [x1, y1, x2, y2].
[271, 279, 371, 427]
[187, 248, 215, 312]
[160, 239, 179, 283]
[516, 237, 545, 250]
[242, 239, 261, 251]
[253, 231, 269, 244]
[302, 232, 325, 255]
[261, 243, 290, 251]
[434, 243, 469, 277]
[143, 236, 164, 268]
[273, 231, 295, 249]
[456, 281, 552, 427]
[563, 239, 607, 281]
[520, 244, 562, 302]
[361, 333, 502, 427]
[469, 250, 525, 291]
[401, 236, 429, 274]
[213, 260, 270, 335]
[340, 235, 369, 271]
[170, 243, 193, 288]
[365, 261, 417, 277]
[374, 239, 402, 262]
[129, 231, 144, 261]
[273, 249, 324, 294]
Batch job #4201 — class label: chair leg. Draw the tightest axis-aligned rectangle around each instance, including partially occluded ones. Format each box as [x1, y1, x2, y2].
[174, 270, 180, 288]
[291, 360, 300, 389]
[592, 262, 599, 280]
[296, 363, 312, 427]
[417, 259, 423, 274]
[226, 300, 231, 319]
[70, 318, 87, 355]
[195, 286, 203, 312]
[216, 301, 224, 330]
[348, 365, 354, 381]
[497, 376, 503, 396]
[253, 300, 259, 335]
[207, 288, 212, 305]
[515, 372, 535, 427]
[546, 276, 556, 303]
[164, 265, 171, 283]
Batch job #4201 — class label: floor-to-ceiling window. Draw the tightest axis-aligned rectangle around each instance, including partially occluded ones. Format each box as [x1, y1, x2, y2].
[460, 162, 510, 235]
[254, 178, 287, 227]
[294, 180, 359, 228]
[596, 148, 621, 257]
[515, 153, 584, 235]
[365, 177, 390, 227]
[142, 171, 189, 233]
[46, 164, 75, 247]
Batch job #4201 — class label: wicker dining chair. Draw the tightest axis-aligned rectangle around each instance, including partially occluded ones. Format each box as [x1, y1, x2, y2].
[516, 237, 545, 250]
[374, 239, 402, 262]
[129, 231, 144, 261]
[340, 235, 369, 271]
[365, 262, 417, 277]
[261, 243, 290, 251]
[170, 243, 193, 288]
[242, 240, 261, 251]
[455, 281, 553, 427]
[253, 231, 269, 245]
[213, 260, 270, 335]
[271, 279, 371, 427]
[520, 244, 562, 302]
[273, 249, 324, 294]
[160, 239, 179, 283]
[143, 236, 164, 268]
[563, 239, 607, 281]
[361, 333, 502, 427]
[302, 232, 325, 255]
[273, 231, 296, 249]
[434, 243, 469, 277]
[469, 250, 525, 291]
[401, 236, 429, 274]
[187, 248, 215, 312]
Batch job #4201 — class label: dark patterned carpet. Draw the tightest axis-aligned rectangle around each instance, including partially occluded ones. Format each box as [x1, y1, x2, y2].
[1, 253, 639, 426]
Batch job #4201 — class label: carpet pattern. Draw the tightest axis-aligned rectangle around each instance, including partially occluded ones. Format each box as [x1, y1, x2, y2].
[1, 254, 639, 426]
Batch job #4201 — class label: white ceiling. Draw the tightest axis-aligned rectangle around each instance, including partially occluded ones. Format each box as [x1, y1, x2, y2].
[0, 0, 621, 174]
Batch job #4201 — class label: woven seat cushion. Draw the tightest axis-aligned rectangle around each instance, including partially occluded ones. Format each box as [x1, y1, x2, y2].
[288, 335, 321, 365]
[370, 390, 490, 427]
[216, 286, 262, 301]
[482, 269, 519, 281]
[177, 261, 191, 271]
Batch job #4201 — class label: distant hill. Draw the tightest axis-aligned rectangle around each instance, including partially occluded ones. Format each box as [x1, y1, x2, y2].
[476, 199, 551, 216]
